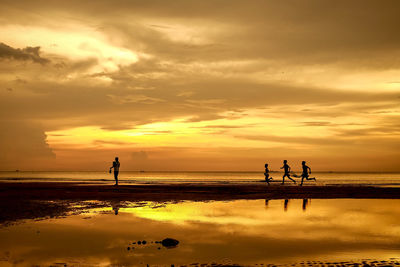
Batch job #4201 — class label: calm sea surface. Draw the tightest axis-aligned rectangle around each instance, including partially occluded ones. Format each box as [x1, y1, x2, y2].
[1, 171, 400, 186]
[1, 199, 400, 266]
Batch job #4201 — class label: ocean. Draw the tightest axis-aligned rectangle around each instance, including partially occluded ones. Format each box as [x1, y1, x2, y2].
[1, 171, 400, 186]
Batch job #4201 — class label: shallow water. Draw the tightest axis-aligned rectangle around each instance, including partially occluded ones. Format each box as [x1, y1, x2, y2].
[1, 171, 400, 187]
[1, 199, 400, 266]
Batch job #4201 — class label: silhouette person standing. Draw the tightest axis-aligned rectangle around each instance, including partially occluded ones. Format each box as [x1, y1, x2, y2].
[264, 163, 273, 185]
[300, 161, 316, 186]
[109, 157, 120, 186]
[280, 160, 296, 184]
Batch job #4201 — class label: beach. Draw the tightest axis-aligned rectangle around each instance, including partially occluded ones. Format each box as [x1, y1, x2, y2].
[1, 182, 400, 266]
[1, 181, 400, 225]
[2, 180, 400, 267]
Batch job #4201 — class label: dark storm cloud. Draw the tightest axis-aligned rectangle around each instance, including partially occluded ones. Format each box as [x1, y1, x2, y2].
[96, 0, 400, 67]
[0, 121, 55, 169]
[2, 0, 400, 67]
[0, 42, 49, 64]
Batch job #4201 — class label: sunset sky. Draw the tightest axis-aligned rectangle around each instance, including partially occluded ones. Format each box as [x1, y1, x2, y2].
[0, 0, 399, 171]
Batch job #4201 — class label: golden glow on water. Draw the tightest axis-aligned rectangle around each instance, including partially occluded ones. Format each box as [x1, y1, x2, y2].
[1, 199, 400, 266]
[119, 199, 400, 242]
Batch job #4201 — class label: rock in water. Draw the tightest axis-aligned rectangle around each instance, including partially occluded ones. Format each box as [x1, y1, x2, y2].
[161, 238, 179, 248]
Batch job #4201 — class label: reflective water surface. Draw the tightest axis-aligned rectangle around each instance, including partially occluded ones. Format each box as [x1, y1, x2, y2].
[1, 199, 400, 266]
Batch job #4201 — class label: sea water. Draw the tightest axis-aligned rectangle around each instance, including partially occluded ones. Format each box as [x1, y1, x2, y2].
[1, 171, 400, 186]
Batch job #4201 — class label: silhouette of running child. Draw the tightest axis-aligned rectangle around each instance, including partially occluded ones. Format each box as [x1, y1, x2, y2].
[109, 157, 120, 186]
[300, 161, 316, 186]
[264, 163, 273, 185]
[280, 160, 296, 184]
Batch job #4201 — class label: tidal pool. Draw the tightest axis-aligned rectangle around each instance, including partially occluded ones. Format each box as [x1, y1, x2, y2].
[1, 199, 400, 266]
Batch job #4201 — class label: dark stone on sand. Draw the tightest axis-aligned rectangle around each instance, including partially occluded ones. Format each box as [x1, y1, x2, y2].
[127, 247, 130, 250]
[142, 240, 147, 244]
[161, 238, 179, 248]
[138, 241, 142, 245]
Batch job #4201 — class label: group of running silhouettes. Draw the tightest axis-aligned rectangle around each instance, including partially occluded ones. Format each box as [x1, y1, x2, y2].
[109, 157, 315, 186]
[264, 160, 316, 186]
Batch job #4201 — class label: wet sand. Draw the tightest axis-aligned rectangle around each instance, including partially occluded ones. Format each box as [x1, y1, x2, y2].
[2, 181, 400, 201]
[1, 181, 400, 225]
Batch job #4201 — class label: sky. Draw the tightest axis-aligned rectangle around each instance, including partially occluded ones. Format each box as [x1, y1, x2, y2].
[0, 0, 399, 171]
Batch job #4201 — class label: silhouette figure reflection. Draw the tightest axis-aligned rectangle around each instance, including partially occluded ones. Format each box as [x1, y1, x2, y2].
[109, 157, 120, 186]
[112, 206, 119, 215]
[300, 161, 316, 186]
[284, 199, 289, 211]
[302, 198, 309, 211]
[280, 160, 296, 185]
[264, 199, 311, 211]
[110, 201, 121, 215]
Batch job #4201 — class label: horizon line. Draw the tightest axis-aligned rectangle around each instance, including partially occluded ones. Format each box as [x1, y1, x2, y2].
[1, 170, 400, 174]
